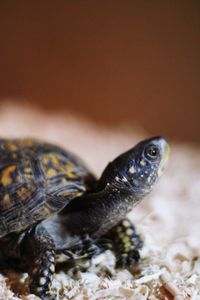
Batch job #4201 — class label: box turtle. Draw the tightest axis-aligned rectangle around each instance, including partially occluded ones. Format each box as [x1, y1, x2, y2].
[0, 137, 170, 299]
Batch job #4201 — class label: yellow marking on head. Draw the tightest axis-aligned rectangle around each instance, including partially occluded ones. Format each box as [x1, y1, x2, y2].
[122, 220, 130, 227]
[157, 143, 170, 178]
[1, 165, 16, 186]
[159, 143, 170, 172]
[129, 166, 135, 174]
[140, 159, 145, 166]
[47, 168, 57, 176]
[5, 143, 18, 151]
[3, 194, 11, 209]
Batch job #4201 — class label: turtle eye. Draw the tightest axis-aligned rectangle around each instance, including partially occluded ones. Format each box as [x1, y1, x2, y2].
[144, 144, 160, 161]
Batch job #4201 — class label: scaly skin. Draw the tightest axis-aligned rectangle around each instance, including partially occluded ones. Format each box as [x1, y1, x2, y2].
[0, 137, 170, 299]
[103, 218, 143, 268]
[21, 227, 56, 299]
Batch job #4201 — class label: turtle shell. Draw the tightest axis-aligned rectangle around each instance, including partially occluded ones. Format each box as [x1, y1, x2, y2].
[0, 139, 94, 238]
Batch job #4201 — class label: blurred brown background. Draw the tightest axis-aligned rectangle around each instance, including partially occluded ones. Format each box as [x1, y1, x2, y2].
[0, 1, 199, 142]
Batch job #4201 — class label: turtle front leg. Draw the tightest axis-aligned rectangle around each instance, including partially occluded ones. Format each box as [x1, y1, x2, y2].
[21, 226, 56, 299]
[56, 234, 105, 278]
[103, 218, 143, 268]
[59, 234, 104, 261]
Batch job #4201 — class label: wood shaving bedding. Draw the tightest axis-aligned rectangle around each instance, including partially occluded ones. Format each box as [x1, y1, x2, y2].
[0, 101, 199, 300]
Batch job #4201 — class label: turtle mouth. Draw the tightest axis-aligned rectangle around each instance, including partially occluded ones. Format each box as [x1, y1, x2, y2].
[158, 140, 170, 176]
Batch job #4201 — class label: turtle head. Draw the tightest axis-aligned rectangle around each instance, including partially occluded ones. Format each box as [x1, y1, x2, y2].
[63, 137, 170, 237]
[100, 136, 170, 198]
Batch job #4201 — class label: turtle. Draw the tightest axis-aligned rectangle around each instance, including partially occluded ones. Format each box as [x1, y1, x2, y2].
[0, 136, 170, 299]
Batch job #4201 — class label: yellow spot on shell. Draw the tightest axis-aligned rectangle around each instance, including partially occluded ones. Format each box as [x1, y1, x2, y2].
[37, 206, 51, 217]
[24, 167, 32, 173]
[16, 187, 30, 200]
[65, 162, 74, 169]
[41, 154, 60, 166]
[19, 139, 34, 147]
[51, 155, 59, 165]
[3, 194, 11, 209]
[5, 143, 18, 151]
[66, 172, 77, 179]
[1, 165, 16, 186]
[41, 156, 49, 165]
[62, 178, 67, 184]
[129, 166, 135, 174]
[47, 168, 57, 176]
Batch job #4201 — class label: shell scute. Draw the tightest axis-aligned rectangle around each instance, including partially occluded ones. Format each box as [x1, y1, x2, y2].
[0, 138, 93, 238]
[40, 153, 79, 180]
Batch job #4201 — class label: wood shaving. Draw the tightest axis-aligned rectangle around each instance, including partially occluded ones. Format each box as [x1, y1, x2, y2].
[0, 101, 199, 299]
